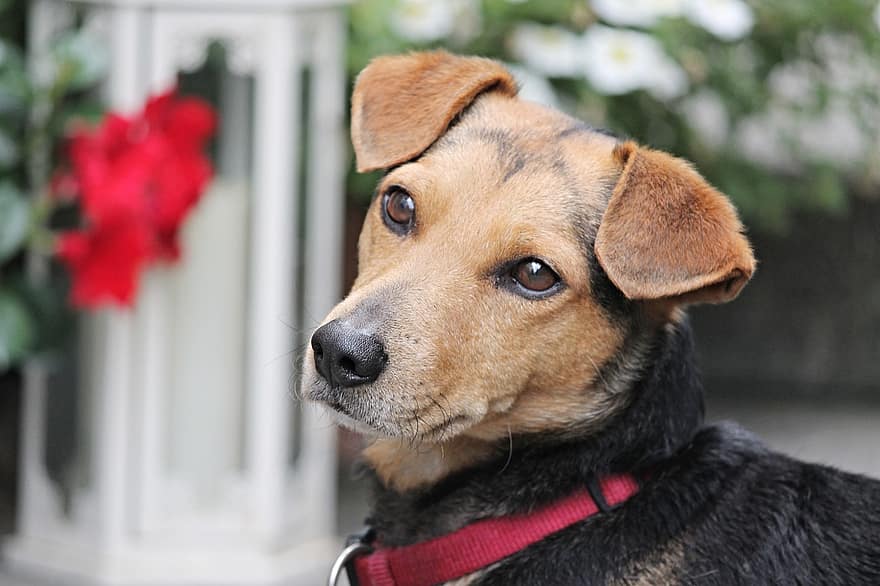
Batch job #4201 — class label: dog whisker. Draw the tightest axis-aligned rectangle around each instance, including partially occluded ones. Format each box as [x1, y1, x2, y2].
[498, 425, 513, 475]
[284, 341, 312, 401]
[428, 396, 452, 442]
[584, 352, 610, 395]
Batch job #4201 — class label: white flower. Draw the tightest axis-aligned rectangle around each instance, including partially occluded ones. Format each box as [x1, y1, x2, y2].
[507, 64, 559, 108]
[797, 100, 867, 166]
[684, 0, 754, 41]
[767, 60, 819, 106]
[509, 24, 581, 78]
[389, 0, 455, 43]
[736, 99, 867, 171]
[680, 90, 729, 148]
[647, 57, 689, 100]
[581, 25, 688, 99]
[735, 107, 799, 172]
[813, 32, 880, 93]
[449, 0, 482, 45]
[590, 0, 684, 28]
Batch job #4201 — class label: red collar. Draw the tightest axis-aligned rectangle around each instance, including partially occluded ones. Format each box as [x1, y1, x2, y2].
[335, 474, 639, 586]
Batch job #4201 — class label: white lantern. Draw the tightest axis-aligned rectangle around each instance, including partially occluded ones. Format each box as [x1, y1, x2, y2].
[6, 0, 349, 583]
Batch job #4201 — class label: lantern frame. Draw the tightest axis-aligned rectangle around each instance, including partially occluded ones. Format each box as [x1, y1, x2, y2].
[5, 0, 348, 583]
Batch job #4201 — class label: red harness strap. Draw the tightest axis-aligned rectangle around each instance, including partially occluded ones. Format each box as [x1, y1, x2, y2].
[351, 474, 639, 586]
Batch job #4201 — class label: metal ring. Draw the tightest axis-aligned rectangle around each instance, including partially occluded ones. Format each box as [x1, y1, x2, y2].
[328, 541, 373, 586]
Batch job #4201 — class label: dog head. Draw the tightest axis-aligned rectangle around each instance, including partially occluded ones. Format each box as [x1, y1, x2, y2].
[303, 52, 754, 449]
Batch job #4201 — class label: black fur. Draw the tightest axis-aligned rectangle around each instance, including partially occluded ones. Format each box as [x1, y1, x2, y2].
[362, 322, 880, 584]
[584, 230, 633, 319]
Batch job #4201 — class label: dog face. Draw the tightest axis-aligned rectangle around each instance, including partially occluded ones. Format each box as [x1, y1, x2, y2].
[303, 52, 755, 447]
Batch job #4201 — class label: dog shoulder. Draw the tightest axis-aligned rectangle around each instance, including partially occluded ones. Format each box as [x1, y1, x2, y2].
[473, 423, 880, 585]
[672, 422, 880, 584]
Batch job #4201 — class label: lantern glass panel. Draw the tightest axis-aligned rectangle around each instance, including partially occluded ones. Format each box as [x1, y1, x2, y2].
[158, 44, 253, 519]
[44, 340, 92, 523]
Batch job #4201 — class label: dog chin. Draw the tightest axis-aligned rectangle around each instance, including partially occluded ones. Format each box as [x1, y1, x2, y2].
[304, 375, 478, 440]
[320, 395, 474, 442]
[326, 407, 377, 435]
[304, 377, 383, 434]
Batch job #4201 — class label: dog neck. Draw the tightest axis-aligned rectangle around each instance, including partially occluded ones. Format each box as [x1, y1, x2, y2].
[360, 319, 705, 547]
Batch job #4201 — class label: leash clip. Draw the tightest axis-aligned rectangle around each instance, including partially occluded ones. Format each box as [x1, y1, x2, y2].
[328, 528, 375, 586]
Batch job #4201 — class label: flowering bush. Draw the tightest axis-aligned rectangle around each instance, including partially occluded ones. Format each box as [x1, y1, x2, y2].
[0, 15, 109, 370]
[348, 0, 880, 229]
[0, 5, 215, 370]
[56, 91, 216, 306]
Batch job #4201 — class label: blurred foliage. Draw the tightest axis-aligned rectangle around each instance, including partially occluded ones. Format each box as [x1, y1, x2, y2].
[348, 0, 880, 231]
[0, 2, 104, 371]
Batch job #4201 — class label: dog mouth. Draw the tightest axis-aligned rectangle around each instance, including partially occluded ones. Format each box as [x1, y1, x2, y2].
[326, 398, 378, 430]
[305, 376, 372, 425]
[304, 373, 390, 433]
[329, 399, 471, 441]
[325, 401, 379, 435]
[305, 373, 475, 441]
[313, 390, 385, 435]
[417, 413, 472, 441]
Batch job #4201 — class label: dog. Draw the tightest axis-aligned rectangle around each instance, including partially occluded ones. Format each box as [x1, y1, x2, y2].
[303, 52, 880, 585]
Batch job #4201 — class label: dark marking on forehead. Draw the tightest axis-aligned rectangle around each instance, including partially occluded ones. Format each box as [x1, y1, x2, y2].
[546, 151, 630, 318]
[551, 150, 570, 176]
[592, 126, 621, 140]
[502, 155, 526, 183]
[459, 127, 530, 184]
[578, 221, 632, 319]
[553, 146, 601, 222]
[558, 122, 621, 141]
[571, 173, 632, 319]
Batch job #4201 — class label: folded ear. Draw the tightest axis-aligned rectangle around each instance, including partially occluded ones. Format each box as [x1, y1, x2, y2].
[351, 51, 518, 172]
[595, 142, 756, 305]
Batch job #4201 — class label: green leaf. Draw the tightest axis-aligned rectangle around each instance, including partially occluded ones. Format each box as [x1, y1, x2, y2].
[808, 166, 848, 214]
[58, 99, 105, 129]
[0, 126, 19, 167]
[0, 40, 30, 114]
[13, 274, 75, 357]
[51, 30, 109, 92]
[0, 181, 29, 263]
[0, 288, 35, 371]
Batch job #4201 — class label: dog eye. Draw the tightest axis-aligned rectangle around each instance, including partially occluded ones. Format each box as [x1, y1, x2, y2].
[382, 187, 415, 234]
[511, 259, 560, 294]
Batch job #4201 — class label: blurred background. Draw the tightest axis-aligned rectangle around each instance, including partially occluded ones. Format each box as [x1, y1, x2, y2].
[0, 0, 878, 584]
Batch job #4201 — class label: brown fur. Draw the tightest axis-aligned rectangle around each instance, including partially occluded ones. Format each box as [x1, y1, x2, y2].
[351, 51, 518, 172]
[595, 142, 755, 305]
[613, 541, 685, 586]
[304, 52, 755, 494]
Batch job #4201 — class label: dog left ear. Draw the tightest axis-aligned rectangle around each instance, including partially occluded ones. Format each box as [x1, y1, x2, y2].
[351, 51, 518, 172]
[595, 142, 756, 305]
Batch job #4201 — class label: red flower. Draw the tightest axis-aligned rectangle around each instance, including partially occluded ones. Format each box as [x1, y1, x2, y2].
[145, 92, 216, 150]
[49, 170, 79, 202]
[57, 220, 152, 307]
[56, 89, 217, 308]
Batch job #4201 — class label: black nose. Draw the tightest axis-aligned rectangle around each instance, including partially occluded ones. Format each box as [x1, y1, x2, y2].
[311, 320, 387, 388]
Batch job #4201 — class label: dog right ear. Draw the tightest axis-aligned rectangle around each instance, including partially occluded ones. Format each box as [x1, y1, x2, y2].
[351, 51, 518, 172]
[595, 142, 756, 306]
